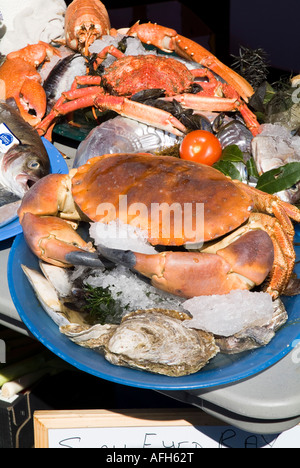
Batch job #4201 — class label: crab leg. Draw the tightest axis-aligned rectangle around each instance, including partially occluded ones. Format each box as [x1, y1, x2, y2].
[97, 228, 274, 298]
[37, 76, 187, 138]
[170, 94, 260, 136]
[94, 95, 187, 136]
[232, 183, 300, 297]
[235, 182, 300, 236]
[165, 69, 261, 135]
[126, 22, 254, 102]
[36, 76, 103, 138]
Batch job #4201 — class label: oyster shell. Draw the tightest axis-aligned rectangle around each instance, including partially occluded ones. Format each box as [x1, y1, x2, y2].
[104, 309, 219, 377]
[215, 298, 288, 354]
[60, 323, 117, 349]
[61, 309, 219, 377]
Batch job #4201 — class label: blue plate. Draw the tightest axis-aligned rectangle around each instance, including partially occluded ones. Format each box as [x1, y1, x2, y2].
[7, 226, 300, 390]
[0, 137, 68, 241]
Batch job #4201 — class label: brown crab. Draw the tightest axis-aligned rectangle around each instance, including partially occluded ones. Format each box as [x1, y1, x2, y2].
[18, 153, 300, 300]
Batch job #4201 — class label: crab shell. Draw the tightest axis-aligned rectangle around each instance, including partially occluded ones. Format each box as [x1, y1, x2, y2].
[19, 153, 300, 299]
[70, 153, 254, 245]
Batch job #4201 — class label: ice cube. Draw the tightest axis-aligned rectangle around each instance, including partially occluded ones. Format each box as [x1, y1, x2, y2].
[90, 219, 157, 254]
[183, 290, 274, 337]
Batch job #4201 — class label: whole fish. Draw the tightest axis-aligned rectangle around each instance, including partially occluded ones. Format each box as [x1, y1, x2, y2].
[0, 101, 50, 227]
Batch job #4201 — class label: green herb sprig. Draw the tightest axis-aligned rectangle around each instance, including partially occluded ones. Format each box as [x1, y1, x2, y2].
[83, 284, 127, 325]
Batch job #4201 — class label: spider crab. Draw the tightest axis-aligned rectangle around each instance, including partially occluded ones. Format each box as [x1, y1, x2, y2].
[36, 45, 260, 140]
[18, 153, 300, 300]
[37, 1, 259, 139]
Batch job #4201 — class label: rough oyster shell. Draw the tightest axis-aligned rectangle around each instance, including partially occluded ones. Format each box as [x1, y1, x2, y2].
[60, 323, 118, 349]
[104, 309, 219, 377]
[215, 298, 288, 354]
[60, 309, 219, 377]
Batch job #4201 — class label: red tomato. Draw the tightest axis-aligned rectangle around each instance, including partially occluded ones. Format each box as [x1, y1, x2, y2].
[179, 130, 222, 165]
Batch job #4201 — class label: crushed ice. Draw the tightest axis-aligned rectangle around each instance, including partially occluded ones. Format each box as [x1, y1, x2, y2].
[258, 123, 300, 159]
[182, 290, 274, 337]
[89, 219, 157, 254]
[84, 220, 185, 315]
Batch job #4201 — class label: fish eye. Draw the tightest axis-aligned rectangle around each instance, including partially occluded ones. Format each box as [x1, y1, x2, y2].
[27, 160, 40, 170]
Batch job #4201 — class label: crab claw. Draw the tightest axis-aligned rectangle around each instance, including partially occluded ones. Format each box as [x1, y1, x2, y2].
[21, 213, 100, 268]
[16, 78, 47, 126]
[7, 41, 60, 64]
[98, 229, 274, 298]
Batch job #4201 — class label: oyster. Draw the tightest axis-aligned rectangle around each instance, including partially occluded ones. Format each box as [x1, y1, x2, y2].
[60, 323, 117, 349]
[214, 299, 288, 354]
[61, 309, 219, 377]
[104, 309, 219, 377]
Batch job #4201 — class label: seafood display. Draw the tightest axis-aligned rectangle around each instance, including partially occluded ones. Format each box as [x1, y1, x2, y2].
[2, 0, 300, 379]
[20, 237, 290, 375]
[18, 153, 300, 301]
[61, 0, 253, 100]
[21, 243, 290, 376]
[0, 102, 50, 227]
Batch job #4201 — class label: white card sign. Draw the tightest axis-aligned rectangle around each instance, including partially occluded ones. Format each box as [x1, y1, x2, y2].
[34, 409, 300, 449]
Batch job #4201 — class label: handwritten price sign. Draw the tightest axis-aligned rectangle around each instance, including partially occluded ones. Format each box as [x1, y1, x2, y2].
[34, 409, 300, 449]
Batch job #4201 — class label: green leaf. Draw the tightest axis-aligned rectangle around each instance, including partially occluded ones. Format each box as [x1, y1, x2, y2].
[213, 160, 243, 181]
[256, 162, 300, 194]
[220, 145, 244, 163]
[263, 82, 276, 105]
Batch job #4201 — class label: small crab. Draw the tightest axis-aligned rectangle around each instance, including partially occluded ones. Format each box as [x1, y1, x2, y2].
[18, 153, 300, 300]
